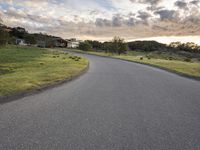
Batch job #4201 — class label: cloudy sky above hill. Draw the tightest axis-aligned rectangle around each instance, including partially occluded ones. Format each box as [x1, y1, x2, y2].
[0, 0, 200, 42]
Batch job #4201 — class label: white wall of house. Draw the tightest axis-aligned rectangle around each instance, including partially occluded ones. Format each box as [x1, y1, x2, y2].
[16, 39, 27, 45]
[67, 41, 79, 48]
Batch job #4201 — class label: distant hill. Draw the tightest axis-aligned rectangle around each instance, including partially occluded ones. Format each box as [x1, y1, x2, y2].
[128, 41, 167, 51]
[127, 40, 200, 53]
[0, 24, 68, 47]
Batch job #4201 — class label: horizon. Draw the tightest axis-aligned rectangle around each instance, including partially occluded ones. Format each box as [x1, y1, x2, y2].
[0, 0, 200, 44]
[1, 23, 200, 46]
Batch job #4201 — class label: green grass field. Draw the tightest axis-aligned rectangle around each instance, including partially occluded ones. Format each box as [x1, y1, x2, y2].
[67, 49, 200, 79]
[0, 45, 88, 97]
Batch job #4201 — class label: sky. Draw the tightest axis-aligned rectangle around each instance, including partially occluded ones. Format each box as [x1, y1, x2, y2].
[0, 0, 200, 43]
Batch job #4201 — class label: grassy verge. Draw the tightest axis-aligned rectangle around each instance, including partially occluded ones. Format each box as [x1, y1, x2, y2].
[67, 49, 200, 79]
[0, 45, 88, 97]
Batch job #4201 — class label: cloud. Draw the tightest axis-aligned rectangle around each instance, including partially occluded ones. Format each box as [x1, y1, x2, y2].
[190, 0, 200, 6]
[174, 1, 188, 9]
[95, 13, 137, 27]
[154, 9, 178, 20]
[137, 11, 151, 21]
[95, 18, 111, 27]
[130, 0, 162, 5]
[112, 14, 123, 27]
[0, 0, 200, 40]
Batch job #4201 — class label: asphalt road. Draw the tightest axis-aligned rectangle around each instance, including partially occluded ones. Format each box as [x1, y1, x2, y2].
[0, 54, 200, 150]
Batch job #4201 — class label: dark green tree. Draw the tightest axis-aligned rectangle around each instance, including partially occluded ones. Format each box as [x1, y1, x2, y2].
[86, 40, 103, 51]
[79, 41, 93, 51]
[10, 27, 27, 39]
[112, 36, 127, 55]
[0, 29, 9, 46]
[24, 34, 36, 45]
[102, 42, 114, 53]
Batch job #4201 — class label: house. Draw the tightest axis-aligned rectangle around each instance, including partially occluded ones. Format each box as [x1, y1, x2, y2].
[67, 38, 81, 48]
[36, 38, 67, 48]
[52, 37, 67, 47]
[16, 39, 27, 45]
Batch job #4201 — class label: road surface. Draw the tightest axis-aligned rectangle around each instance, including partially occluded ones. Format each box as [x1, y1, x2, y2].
[0, 54, 200, 150]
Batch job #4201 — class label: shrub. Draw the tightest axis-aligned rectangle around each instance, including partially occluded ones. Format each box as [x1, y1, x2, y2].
[75, 59, 80, 61]
[85, 40, 103, 50]
[184, 58, 191, 62]
[111, 36, 127, 55]
[147, 56, 151, 60]
[79, 41, 93, 51]
[0, 29, 9, 46]
[169, 42, 200, 53]
[39, 62, 44, 65]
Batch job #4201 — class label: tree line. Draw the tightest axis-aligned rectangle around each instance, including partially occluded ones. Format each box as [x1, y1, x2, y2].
[0, 23, 65, 47]
[0, 25, 36, 46]
[169, 42, 200, 53]
[1, 19, 200, 53]
[79, 36, 128, 55]
[79, 39, 200, 54]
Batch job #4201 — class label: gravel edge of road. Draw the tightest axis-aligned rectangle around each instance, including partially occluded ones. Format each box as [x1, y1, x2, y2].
[0, 62, 89, 104]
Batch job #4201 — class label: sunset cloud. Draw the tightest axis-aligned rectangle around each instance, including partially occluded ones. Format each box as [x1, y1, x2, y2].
[0, 0, 200, 41]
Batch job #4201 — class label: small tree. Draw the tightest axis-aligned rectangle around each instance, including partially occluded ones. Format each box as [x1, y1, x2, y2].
[102, 42, 114, 53]
[79, 41, 92, 51]
[112, 36, 127, 55]
[85, 40, 103, 51]
[0, 29, 9, 46]
[0, 16, 2, 25]
[24, 34, 36, 45]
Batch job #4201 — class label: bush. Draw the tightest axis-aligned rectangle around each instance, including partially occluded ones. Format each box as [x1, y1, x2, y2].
[0, 29, 9, 46]
[24, 34, 36, 45]
[112, 36, 127, 55]
[147, 56, 151, 60]
[85, 40, 103, 50]
[184, 58, 191, 62]
[169, 42, 200, 53]
[79, 41, 93, 51]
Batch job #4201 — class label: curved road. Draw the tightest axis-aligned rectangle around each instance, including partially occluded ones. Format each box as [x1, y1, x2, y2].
[0, 54, 200, 150]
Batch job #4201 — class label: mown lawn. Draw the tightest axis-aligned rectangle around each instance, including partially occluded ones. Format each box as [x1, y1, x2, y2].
[67, 49, 200, 79]
[0, 45, 88, 97]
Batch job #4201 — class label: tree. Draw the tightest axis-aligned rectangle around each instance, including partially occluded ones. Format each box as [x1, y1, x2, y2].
[24, 34, 36, 45]
[10, 27, 27, 39]
[79, 41, 92, 51]
[169, 42, 200, 53]
[112, 36, 127, 55]
[86, 40, 103, 51]
[0, 29, 9, 46]
[0, 16, 3, 25]
[102, 42, 114, 53]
